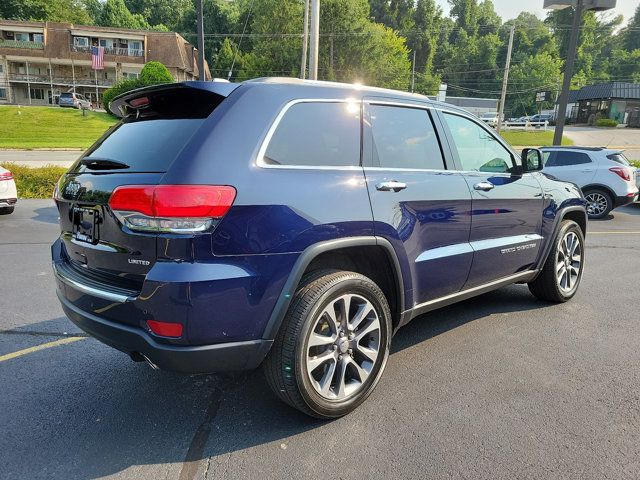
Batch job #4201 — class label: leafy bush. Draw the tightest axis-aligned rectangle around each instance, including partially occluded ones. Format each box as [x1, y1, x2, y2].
[102, 78, 145, 113]
[0, 163, 68, 199]
[102, 61, 174, 113]
[140, 61, 174, 84]
[595, 118, 618, 127]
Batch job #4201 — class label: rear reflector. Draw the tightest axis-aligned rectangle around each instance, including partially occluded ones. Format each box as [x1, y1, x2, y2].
[609, 167, 631, 182]
[0, 171, 13, 181]
[146, 320, 183, 338]
[109, 185, 236, 233]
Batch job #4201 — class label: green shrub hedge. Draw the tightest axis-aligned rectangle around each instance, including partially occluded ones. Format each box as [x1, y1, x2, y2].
[0, 163, 68, 199]
[595, 118, 618, 127]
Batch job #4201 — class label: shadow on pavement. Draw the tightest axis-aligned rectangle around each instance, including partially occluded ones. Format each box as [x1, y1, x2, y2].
[1, 284, 547, 479]
[32, 205, 59, 224]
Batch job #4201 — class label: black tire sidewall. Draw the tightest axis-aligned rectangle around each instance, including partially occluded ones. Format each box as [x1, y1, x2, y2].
[294, 276, 391, 418]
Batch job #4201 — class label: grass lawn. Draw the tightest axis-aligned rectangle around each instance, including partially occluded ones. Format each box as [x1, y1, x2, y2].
[0, 105, 117, 149]
[500, 129, 573, 147]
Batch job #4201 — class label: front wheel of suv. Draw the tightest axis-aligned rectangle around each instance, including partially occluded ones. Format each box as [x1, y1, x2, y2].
[263, 270, 392, 418]
[528, 219, 584, 303]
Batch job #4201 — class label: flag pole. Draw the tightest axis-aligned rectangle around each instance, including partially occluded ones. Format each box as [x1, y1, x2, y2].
[94, 68, 98, 108]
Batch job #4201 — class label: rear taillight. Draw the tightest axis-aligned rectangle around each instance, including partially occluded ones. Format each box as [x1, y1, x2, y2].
[609, 167, 631, 182]
[109, 185, 236, 234]
[0, 171, 13, 181]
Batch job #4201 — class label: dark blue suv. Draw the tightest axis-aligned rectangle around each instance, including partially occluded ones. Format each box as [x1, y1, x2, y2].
[52, 79, 587, 418]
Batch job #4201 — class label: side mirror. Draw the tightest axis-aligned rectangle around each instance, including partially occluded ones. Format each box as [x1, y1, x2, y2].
[521, 148, 544, 172]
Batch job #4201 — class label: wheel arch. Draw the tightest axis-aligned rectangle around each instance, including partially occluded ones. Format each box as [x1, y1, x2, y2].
[581, 183, 616, 202]
[261, 237, 406, 340]
[534, 205, 587, 278]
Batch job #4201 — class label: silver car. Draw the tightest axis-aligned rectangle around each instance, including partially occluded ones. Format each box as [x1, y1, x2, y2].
[59, 92, 92, 109]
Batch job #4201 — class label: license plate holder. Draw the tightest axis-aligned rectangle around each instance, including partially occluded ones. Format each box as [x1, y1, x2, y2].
[72, 206, 99, 244]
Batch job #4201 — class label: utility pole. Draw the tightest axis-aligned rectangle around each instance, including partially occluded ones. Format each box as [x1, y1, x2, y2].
[496, 25, 514, 134]
[196, 0, 205, 81]
[308, 0, 320, 80]
[552, 0, 584, 145]
[300, 0, 309, 79]
[411, 50, 416, 93]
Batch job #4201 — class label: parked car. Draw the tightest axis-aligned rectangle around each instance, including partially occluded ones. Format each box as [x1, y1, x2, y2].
[540, 147, 638, 218]
[0, 166, 17, 215]
[529, 114, 553, 124]
[59, 92, 92, 109]
[52, 80, 587, 418]
[480, 111, 500, 126]
[517, 115, 531, 122]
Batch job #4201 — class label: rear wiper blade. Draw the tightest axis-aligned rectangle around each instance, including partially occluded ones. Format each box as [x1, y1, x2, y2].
[80, 157, 130, 170]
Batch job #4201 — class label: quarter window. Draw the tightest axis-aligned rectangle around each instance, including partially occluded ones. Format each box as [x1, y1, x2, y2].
[368, 104, 445, 169]
[544, 151, 591, 167]
[443, 112, 514, 173]
[263, 102, 361, 167]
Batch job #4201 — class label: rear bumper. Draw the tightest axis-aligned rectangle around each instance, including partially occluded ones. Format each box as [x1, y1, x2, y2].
[57, 290, 273, 373]
[0, 198, 17, 208]
[615, 193, 638, 208]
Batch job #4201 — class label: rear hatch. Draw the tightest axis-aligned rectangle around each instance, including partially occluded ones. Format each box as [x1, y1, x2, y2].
[54, 83, 237, 293]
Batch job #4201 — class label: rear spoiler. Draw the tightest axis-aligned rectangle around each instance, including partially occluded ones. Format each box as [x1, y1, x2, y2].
[109, 81, 240, 118]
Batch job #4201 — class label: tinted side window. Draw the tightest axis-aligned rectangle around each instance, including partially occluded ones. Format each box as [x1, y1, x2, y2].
[264, 102, 360, 167]
[369, 104, 444, 169]
[547, 151, 591, 167]
[443, 113, 513, 173]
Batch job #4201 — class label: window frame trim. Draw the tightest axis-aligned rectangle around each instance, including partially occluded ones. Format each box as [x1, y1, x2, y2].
[362, 99, 450, 172]
[437, 108, 522, 176]
[256, 98, 364, 171]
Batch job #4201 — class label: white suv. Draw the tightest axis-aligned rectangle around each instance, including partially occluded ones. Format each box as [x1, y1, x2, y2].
[0, 165, 17, 215]
[540, 147, 638, 219]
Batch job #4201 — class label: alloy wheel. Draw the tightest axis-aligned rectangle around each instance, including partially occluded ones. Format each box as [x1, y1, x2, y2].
[305, 294, 381, 400]
[585, 192, 608, 216]
[556, 231, 582, 294]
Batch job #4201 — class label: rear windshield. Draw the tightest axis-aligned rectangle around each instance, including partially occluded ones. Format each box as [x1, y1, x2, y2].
[607, 153, 630, 166]
[73, 118, 204, 173]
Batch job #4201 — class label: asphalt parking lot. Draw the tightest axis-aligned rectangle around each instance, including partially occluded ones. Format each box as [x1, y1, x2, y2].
[1, 199, 639, 480]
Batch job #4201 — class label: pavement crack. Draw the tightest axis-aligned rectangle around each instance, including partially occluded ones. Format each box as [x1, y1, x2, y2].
[178, 384, 224, 480]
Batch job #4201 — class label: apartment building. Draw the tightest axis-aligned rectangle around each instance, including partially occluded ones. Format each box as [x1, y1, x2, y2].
[0, 20, 210, 107]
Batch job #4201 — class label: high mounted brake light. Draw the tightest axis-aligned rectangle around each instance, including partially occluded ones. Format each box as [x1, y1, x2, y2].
[108, 185, 236, 233]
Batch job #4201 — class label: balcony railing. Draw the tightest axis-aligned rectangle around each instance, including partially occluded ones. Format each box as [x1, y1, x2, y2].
[7, 73, 114, 87]
[0, 39, 44, 49]
[70, 44, 144, 57]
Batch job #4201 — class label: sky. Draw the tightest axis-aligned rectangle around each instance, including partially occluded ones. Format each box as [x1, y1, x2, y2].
[435, 0, 638, 25]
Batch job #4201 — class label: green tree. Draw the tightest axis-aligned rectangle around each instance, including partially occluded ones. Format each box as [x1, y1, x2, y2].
[508, 52, 562, 116]
[97, 0, 167, 30]
[622, 4, 640, 52]
[124, 0, 193, 31]
[0, 0, 92, 23]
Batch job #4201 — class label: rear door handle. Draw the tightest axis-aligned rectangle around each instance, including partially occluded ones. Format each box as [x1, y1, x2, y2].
[376, 181, 407, 192]
[473, 181, 494, 191]
[581, 169, 594, 173]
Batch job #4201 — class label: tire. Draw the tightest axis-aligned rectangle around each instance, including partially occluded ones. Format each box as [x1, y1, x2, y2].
[583, 189, 612, 219]
[0, 206, 14, 215]
[528, 220, 584, 303]
[263, 269, 392, 418]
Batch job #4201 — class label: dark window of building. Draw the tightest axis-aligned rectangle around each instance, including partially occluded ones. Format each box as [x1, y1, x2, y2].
[0, 88, 6, 99]
[30, 88, 44, 100]
[368, 104, 445, 169]
[264, 102, 361, 167]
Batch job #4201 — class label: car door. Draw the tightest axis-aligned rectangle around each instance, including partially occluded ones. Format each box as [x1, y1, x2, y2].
[363, 99, 473, 307]
[542, 150, 596, 189]
[437, 110, 544, 287]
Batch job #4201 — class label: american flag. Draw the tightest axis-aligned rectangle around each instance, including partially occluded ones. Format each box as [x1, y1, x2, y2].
[91, 46, 104, 70]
